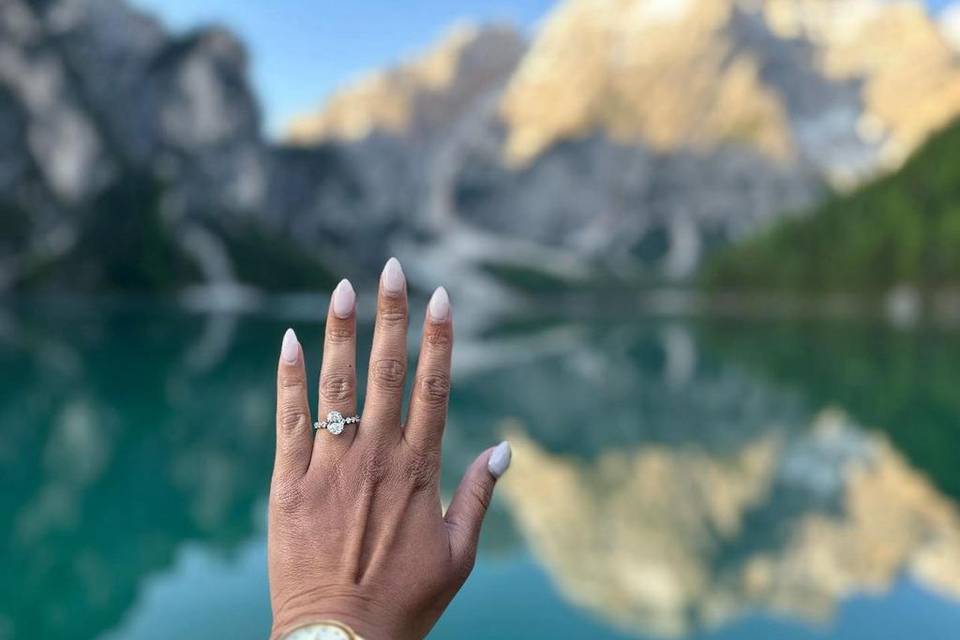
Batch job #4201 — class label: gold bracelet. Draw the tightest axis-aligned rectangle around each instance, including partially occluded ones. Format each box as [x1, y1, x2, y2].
[281, 620, 365, 640]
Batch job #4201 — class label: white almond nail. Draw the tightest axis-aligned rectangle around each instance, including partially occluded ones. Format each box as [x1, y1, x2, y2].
[381, 257, 405, 294]
[488, 441, 512, 478]
[428, 286, 450, 322]
[280, 328, 299, 364]
[332, 279, 356, 319]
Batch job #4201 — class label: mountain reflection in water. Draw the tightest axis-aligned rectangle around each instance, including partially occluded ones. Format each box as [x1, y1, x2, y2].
[503, 413, 960, 638]
[2, 301, 960, 640]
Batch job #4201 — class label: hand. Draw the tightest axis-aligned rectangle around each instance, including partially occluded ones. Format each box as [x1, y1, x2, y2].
[268, 258, 512, 640]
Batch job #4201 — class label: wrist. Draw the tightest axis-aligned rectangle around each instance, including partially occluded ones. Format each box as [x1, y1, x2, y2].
[271, 597, 397, 640]
[274, 619, 366, 640]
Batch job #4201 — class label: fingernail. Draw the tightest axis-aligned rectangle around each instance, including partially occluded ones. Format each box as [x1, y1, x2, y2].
[381, 257, 405, 294]
[281, 328, 299, 364]
[428, 286, 450, 322]
[332, 279, 356, 319]
[488, 441, 512, 478]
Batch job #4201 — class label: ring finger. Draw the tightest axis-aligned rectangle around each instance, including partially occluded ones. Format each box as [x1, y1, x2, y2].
[312, 278, 358, 465]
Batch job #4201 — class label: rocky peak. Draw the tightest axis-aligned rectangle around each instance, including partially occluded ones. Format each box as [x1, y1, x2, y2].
[500, 0, 794, 165]
[284, 23, 527, 144]
[759, 0, 960, 175]
[500, 0, 960, 184]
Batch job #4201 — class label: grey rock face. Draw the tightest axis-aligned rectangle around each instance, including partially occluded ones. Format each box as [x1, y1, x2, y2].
[145, 27, 268, 215]
[266, 136, 424, 276]
[44, 0, 268, 215]
[454, 135, 821, 278]
[723, 4, 877, 184]
[0, 0, 114, 208]
[0, 0, 269, 287]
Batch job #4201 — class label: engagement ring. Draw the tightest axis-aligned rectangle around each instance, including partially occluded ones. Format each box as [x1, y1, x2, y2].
[314, 410, 360, 435]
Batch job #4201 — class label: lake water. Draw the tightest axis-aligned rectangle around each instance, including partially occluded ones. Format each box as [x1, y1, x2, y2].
[4, 298, 960, 639]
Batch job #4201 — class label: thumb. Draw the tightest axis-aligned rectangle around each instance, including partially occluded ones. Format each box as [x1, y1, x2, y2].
[444, 441, 512, 574]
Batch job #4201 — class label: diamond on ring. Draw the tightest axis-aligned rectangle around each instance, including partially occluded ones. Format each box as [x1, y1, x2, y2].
[314, 410, 359, 435]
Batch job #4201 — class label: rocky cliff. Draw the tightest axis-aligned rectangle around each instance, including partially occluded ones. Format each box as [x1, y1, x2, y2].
[0, 4, 258, 213]
[0, 0, 331, 293]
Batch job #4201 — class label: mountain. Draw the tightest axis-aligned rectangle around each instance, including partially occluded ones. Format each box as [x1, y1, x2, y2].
[285, 0, 960, 286]
[703, 118, 960, 293]
[3, 0, 960, 295]
[293, 0, 960, 186]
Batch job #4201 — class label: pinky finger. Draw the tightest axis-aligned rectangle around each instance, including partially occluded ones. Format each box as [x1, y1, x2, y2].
[275, 328, 314, 479]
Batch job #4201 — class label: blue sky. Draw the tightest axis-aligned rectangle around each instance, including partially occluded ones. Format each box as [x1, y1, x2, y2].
[132, 0, 953, 137]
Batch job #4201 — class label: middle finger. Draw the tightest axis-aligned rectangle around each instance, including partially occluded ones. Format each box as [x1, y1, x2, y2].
[359, 257, 409, 446]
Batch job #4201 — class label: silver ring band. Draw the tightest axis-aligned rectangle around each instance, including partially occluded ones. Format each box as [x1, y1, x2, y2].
[313, 410, 360, 435]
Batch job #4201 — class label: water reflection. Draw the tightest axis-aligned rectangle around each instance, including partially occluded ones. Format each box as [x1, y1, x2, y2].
[0, 302, 281, 640]
[501, 411, 960, 638]
[1, 302, 960, 639]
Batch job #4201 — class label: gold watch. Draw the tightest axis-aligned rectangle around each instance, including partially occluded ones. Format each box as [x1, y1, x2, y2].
[282, 620, 365, 640]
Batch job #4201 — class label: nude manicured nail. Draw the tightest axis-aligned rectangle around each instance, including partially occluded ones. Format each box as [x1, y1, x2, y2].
[281, 328, 299, 364]
[332, 278, 356, 319]
[428, 286, 450, 322]
[488, 441, 512, 478]
[381, 257, 405, 294]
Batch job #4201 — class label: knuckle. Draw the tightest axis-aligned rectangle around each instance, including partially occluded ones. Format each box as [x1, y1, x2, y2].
[271, 477, 304, 514]
[278, 403, 309, 432]
[326, 325, 354, 345]
[416, 373, 450, 407]
[371, 357, 406, 389]
[401, 447, 440, 490]
[320, 371, 355, 404]
[279, 376, 306, 391]
[424, 326, 452, 350]
[358, 449, 389, 488]
[468, 482, 493, 514]
[378, 306, 408, 328]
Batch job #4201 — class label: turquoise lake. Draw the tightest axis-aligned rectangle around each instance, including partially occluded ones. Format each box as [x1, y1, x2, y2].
[4, 298, 960, 639]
